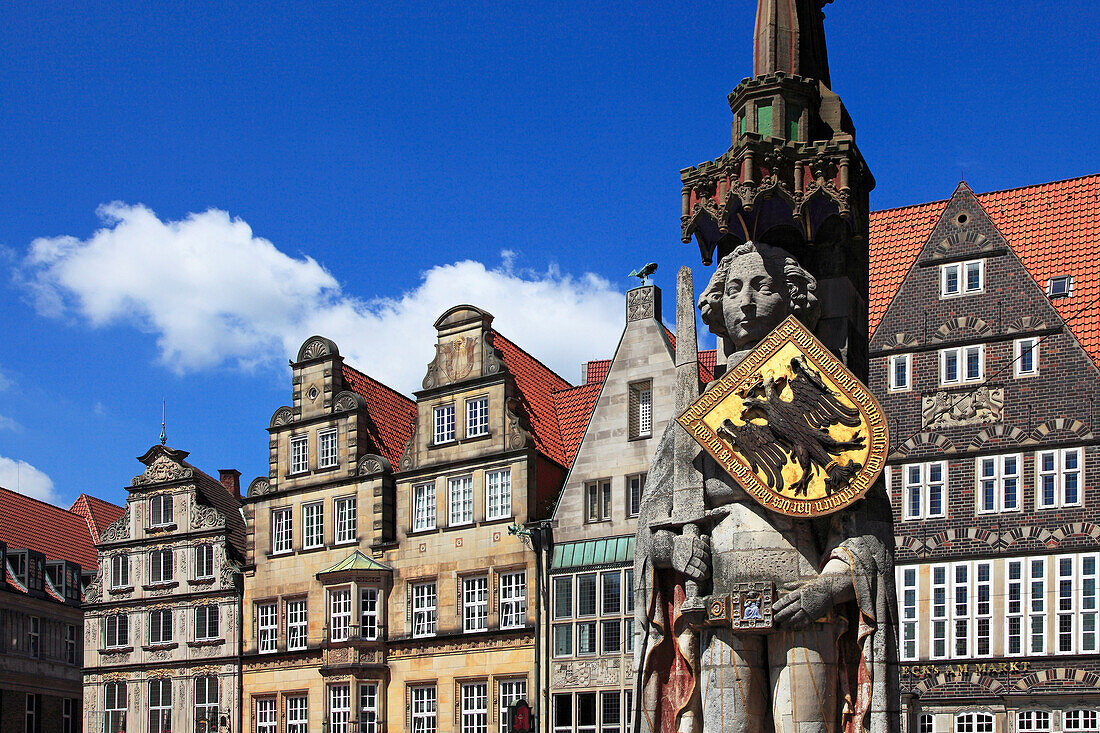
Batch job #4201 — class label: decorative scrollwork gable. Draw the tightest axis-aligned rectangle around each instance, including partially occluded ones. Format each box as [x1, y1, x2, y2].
[398, 424, 417, 471]
[190, 502, 224, 530]
[100, 506, 131, 543]
[504, 397, 533, 450]
[332, 390, 365, 413]
[269, 406, 295, 428]
[296, 336, 339, 363]
[247, 477, 272, 497]
[132, 454, 193, 486]
[483, 332, 504, 376]
[357, 454, 392, 477]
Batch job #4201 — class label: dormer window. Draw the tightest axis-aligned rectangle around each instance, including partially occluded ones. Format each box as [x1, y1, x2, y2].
[149, 494, 173, 527]
[433, 404, 456, 444]
[1048, 276, 1073, 298]
[941, 260, 983, 297]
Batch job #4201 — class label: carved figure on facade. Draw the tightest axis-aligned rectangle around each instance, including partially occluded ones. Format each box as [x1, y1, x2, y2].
[921, 386, 1004, 428]
[635, 244, 898, 733]
[269, 406, 295, 428]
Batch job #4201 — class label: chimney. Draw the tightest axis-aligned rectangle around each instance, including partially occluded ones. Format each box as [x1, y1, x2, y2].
[219, 469, 242, 498]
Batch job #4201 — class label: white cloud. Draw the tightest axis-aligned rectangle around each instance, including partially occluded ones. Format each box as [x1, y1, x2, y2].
[23, 203, 626, 393]
[0, 415, 22, 432]
[0, 456, 57, 502]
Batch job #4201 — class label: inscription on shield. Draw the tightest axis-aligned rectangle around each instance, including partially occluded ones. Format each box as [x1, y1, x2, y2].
[678, 315, 888, 517]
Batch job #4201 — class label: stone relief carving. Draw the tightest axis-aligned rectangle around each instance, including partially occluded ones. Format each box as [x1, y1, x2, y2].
[299, 337, 333, 361]
[357, 454, 391, 477]
[627, 287, 655, 321]
[399, 425, 417, 471]
[132, 455, 193, 486]
[84, 575, 103, 604]
[504, 397, 532, 450]
[100, 506, 131, 543]
[552, 658, 622, 688]
[922, 387, 1005, 428]
[191, 502, 224, 530]
[220, 563, 237, 589]
[269, 406, 295, 428]
[247, 477, 271, 497]
[483, 332, 504, 376]
[332, 390, 362, 412]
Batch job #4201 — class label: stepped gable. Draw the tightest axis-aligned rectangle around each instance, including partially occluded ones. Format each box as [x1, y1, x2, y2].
[0, 486, 102, 569]
[869, 173, 1100, 364]
[69, 493, 125, 543]
[553, 382, 604, 469]
[491, 330, 572, 467]
[341, 363, 417, 466]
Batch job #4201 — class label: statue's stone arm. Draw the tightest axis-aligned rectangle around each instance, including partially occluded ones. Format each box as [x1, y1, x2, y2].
[772, 556, 854, 628]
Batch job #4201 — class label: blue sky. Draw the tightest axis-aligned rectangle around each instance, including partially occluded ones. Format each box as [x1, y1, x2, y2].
[1, 1, 1098, 508]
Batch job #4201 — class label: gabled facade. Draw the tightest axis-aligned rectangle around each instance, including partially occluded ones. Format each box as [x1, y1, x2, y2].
[82, 445, 245, 733]
[241, 335, 415, 733]
[0, 486, 121, 733]
[868, 179, 1100, 733]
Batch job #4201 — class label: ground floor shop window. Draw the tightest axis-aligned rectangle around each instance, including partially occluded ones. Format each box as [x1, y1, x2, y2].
[955, 712, 993, 733]
[256, 698, 277, 733]
[1065, 710, 1099, 732]
[499, 679, 527, 733]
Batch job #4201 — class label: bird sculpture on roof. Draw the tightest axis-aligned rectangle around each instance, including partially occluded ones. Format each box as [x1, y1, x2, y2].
[629, 262, 658, 285]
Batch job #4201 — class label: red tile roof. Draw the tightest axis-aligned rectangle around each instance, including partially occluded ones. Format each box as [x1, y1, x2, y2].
[664, 326, 717, 382]
[552, 382, 604, 468]
[585, 360, 611, 384]
[341, 364, 418, 467]
[69, 493, 125, 544]
[0, 486, 106, 570]
[492, 331, 574, 466]
[869, 174, 1100, 366]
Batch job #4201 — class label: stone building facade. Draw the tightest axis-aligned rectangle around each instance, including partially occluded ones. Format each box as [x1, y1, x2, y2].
[868, 176, 1100, 733]
[0, 487, 121, 733]
[83, 445, 246, 733]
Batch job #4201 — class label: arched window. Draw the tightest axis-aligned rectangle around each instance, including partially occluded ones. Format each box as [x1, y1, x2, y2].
[104, 681, 126, 733]
[954, 711, 994, 733]
[1017, 711, 1050, 733]
[1065, 710, 1099, 733]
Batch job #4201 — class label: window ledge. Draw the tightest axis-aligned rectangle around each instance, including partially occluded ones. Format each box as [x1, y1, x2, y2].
[188, 577, 216, 586]
[334, 539, 359, 547]
[146, 523, 177, 533]
[315, 463, 341, 474]
[188, 638, 225, 648]
[143, 642, 178, 651]
[100, 646, 133, 654]
[142, 581, 179, 591]
[408, 527, 439, 537]
[107, 585, 134, 595]
[628, 433, 652, 442]
[267, 550, 294, 558]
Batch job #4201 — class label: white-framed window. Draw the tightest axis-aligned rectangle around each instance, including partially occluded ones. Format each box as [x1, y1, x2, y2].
[195, 676, 219, 730]
[627, 474, 645, 518]
[931, 564, 948, 659]
[553, 694, 573, 733]
[150, 609, 172, 644]
[27, 617, 39, 658]
[449, 475, 474, 526]
[319, 428, 339, 468]
[303, 501, 324, 549]
[1048, 275, 1073, 298]
[585, 479, 612, 522]
[1065, 710, 1099, 732]
[335, 496, 357, 544]
[290, 434, 309, 474]
[900, 566, 918, 660]
[256, 698, 277, 733]
[1006, 559, 1024, 655]
[287, 599, 308, 650]
[1029, 556, 1047, 655]
[500, 571, 527, 630]
[464, 575, 489, 632]
[975, 561, 992, 656]
[150, 549, 174, 583]
[940, 344, 983, 385]
[65, 624, 77, 664]
[287, 696, 308, 733]
[941, 260, 984, 297]
[1083, 554, 1099, 654]
[903, 461, 946, 520]
[466, 396, 490, 438]
[360, 587, 380, 640]
[329, 684, 351, 733]
[148, 679, 172, 733]
[62, 697, 75, 733]
[955, 711, 994, 733]
[106, 614, 128, 648]
[413, 482, 436, 532]
[359, 682, 379, 733]
[486, 469, 512, 521]
[195, 605, 219, 640]
[412, 686, 437, 733]
[258, 602, 277, 653]
[919, 713, 935, 733]
[1015, 337, 1039, 377]
[952, 563, 969, 658]
[195, 544, 215, 579]
[434, 404, 456, 444]
[1058, 555, 1076, 654]
[329, 588, 351, 642]
[629, 382, 653, 439]
[1017, 710, 1051, 733]
[149, 494, 173, 527]
[272, 508, 293, 554]
[413, 581, 437, 637]
[602, 690, 622, 733]
[461, 682, 488, 733]
[1037, 448, 1082, 508]
[105, 682, 126, 733]
[110, 553, 129, 589]
[977, 454, 1021, 513]
[889, 353, 912, 392]
[499, 679, 527, 733]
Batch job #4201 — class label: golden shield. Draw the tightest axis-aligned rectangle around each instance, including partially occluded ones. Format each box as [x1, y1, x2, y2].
[678, 315, 888, 517]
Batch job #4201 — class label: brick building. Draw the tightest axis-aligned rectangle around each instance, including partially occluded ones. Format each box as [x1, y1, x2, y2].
[0, 487, 122, 733]
[868, 174, 1100, 733]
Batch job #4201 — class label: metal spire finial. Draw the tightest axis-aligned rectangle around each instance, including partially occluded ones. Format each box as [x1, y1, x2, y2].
[159, 400, 167, 446]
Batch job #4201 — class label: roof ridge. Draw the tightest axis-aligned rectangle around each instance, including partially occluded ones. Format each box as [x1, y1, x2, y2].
[341, 363, 416, 406]
[490, 330, 573, 388]
[0, 485, 78, 518]
[870, 173, 1100, 216]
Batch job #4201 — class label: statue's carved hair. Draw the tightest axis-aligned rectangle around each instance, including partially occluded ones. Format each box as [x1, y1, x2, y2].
[698, 241, 820, 336]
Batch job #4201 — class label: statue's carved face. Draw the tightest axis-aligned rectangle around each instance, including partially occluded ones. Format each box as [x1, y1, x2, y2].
[721, 250, 790, 348]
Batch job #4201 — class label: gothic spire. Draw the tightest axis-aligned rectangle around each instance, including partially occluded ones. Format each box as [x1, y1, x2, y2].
[753, 0, 833, 87]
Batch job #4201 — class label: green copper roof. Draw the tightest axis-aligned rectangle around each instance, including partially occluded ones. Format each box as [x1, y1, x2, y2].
[317, 550, 392, 576]
[551, 536, 634, 570]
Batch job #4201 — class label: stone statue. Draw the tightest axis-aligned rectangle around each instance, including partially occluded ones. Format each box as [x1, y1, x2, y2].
[634, 242, 898, 733]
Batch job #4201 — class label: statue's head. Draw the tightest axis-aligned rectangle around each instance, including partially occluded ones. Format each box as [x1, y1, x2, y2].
[698, 241, 819, 350]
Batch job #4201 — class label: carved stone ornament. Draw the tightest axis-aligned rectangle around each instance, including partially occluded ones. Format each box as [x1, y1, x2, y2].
[483, 332, 504, 376]
[84, 575, 103, 604]
[191, 502, 224, 530]
[269, 406, 295, 428]
[627, 287, 655, 321]
[332, 390, 364, 413]
[678, 315, 889, 517]
[247, 477, 271, 497]
[440, 335, 479, 383]
[504, 398, 533, 451]
[357, 454, 392, 477]
[399, 425, 417, 471]
[131, 455, 193, 486]
[298, 336, 336, 362]
[100, 506, 131, 543]
[922, 387, 1005, 428]
[552, 658, 622, 688]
